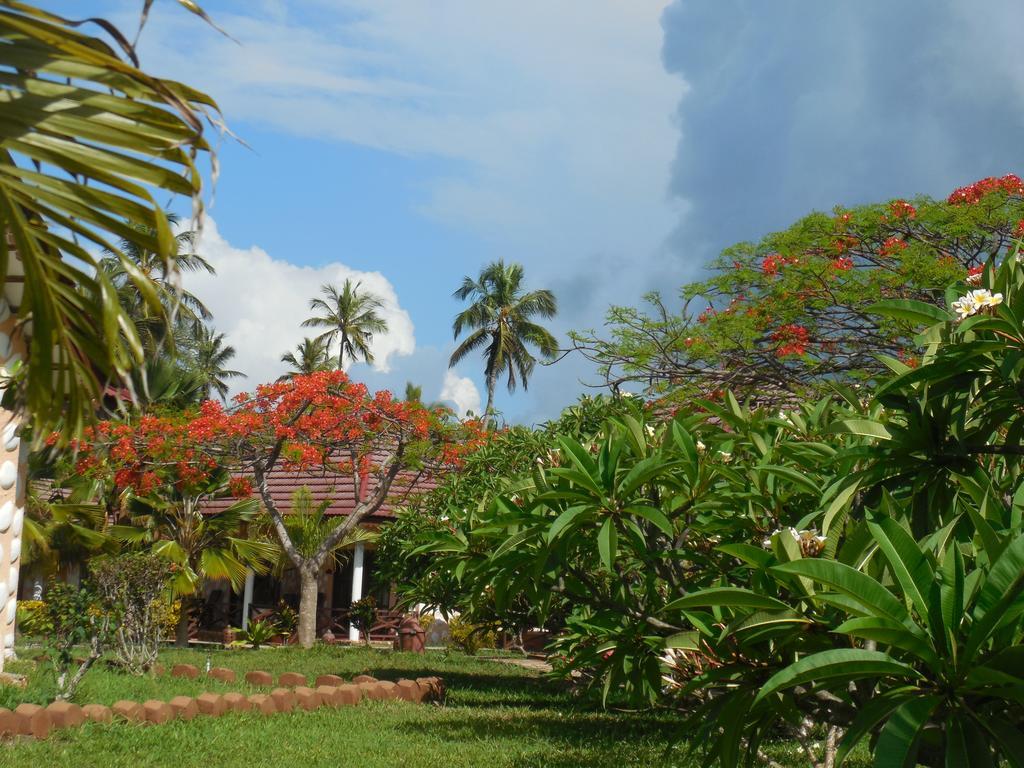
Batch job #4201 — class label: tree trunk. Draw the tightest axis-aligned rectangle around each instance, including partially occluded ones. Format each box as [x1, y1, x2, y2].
[484, 370, 497, 423]
[175, 605, 191, 648]
[338, 330, 348, 371]
[297, 565, 319, 649]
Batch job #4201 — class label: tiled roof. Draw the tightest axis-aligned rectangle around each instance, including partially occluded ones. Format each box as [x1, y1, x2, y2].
[201, 466, 437, 523]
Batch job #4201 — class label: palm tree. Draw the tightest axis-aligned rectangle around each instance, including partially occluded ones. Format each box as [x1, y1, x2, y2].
[110, 470, 275, 647]
[0, 3, 220, 441]
[404, 382, 423, 403]
[188, 324, 244, 400]
[302, 281, 388, 370]
[279, 337, 332, 379]
[99, 219, 216, 355]
[450, 261, 558, 420]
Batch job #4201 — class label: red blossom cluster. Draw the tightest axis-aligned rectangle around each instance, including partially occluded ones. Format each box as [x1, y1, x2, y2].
[760, 253, 799, 276]
[947, 174, 1024, 205]
[1015, 220, 1024, 238]
[879, 236, 909, 257]
[889, 200, 917, 219]
[831, 257, 854, 271]
[59, 371, 489, 498]
[770, 324, 809, 357]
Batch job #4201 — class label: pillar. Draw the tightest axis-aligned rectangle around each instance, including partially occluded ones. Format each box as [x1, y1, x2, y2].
[0, 284, 26, 672]
[348, 541, 364, 642]
[241, 569, 254, 630]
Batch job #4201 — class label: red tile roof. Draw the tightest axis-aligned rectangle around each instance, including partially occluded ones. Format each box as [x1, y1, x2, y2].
[200, 466, 437, 524]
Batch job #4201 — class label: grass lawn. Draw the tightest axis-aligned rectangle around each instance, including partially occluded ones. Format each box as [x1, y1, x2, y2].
[0, 646, 862, 767]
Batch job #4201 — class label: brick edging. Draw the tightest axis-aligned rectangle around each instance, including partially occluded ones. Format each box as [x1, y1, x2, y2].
[0, 673, 445, 741]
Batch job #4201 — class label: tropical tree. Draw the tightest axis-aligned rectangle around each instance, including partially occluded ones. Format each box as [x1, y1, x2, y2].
[301, 281, 387, 370]
[570, 174, 1024, 405]
[450, 260, 558, 421]
[104, 469, 274, 647]
[0, 2, 221, 440]
[187, 323, 243, 400]
[74, 371, 487, 647]
[98, 218, 215, 356]
[279, 337, 331, 379]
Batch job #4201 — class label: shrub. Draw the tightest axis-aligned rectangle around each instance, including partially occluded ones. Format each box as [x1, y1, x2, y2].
[232, 618, 278, 650]
[350, 596, 377, 646]
[448, 616, 497, 655]
[40, 581, 110, 700]
[91, 553, 174, 675]
[15, 600, 50, 637]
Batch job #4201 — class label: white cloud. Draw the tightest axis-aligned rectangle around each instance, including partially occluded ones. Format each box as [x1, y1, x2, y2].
[134, 0, 684, 274]
[184, 218, 415, 391]
[439, 369, 481, 418]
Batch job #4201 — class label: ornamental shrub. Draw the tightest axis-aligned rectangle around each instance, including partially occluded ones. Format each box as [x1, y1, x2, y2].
[91, 553, 174, 675]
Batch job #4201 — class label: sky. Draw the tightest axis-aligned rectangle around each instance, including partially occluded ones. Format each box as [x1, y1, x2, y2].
[54, 0, 1024, 421]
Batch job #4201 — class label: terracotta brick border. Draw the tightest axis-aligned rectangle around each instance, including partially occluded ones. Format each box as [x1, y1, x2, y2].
[0, 673, 445, 741]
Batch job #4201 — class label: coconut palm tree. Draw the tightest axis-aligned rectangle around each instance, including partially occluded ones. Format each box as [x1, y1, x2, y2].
[99, 219, 216, 356]
[110, 470, 275, 647]
[188, 323, 244, 401]
[0, 2, 220, 441]
[302, 281, 388, 370]
[279, 337, 332, 379]
[450, 261, 558, 420]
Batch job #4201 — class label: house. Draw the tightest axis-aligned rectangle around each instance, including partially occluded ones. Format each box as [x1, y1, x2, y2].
[21, 467, 435, 645]
[198, 465, 434, 643]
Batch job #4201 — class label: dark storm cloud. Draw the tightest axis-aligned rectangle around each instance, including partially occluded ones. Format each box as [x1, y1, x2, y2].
[661, 0, 1024, 265]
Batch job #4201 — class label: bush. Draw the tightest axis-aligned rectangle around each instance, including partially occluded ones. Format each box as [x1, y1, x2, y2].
[16, 600, 50, 637]
[350, 595, 376, 646]
[91, 553, 174, 675]
[40, 581, 110, 700]
[447, 616, 496, 655]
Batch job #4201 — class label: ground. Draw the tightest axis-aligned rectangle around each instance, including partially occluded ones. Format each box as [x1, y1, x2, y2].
[0, 647, 865, 767]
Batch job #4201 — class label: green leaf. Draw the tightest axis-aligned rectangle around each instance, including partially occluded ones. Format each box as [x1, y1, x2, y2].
[868, 298, 951, 326]
[771, 559, 909, 622]
[753, 649, 917, 704]
[867, 515, 933, 622]
[664, 587, 792, 613]
[872, 696, 939, 768]
[597, 517, 617, 571]
[546, 505, 589, 542]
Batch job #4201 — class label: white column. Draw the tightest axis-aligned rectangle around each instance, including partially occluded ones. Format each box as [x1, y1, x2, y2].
[348, 541, 365, 642]
[241, 569, 255, 630]
[0, 289, 25, 670]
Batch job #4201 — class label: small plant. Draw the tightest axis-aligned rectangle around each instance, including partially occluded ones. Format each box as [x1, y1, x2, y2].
[447, 616, 497, 656]
[232, 619, 278, 650]
[15, 600, 51, 637]
[41, 581, 111, 700]
[273, 600, 298, 640]
[91, 553, 175, 675]
[350, 596, 377, 647]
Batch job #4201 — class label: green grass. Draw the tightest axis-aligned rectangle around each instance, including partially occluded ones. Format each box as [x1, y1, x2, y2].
[0, 646, 864, 767]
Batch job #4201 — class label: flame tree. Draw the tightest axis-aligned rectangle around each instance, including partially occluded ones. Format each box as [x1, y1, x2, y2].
[62, 371, 486, 647]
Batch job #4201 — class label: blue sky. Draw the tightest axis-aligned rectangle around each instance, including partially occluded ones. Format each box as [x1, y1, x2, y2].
[54, 1, 1024, 421]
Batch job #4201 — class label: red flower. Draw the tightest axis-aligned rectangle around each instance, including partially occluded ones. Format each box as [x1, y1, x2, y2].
[771, 324, 810, 357]
[889, 199, 917, 219]
[948, 174, 1024, 205]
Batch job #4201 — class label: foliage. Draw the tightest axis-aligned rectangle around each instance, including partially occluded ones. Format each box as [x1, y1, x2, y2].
[350, 595, 377, 646]
[302, 280, 387, 369]
[15, 599, 49, 637]
[569, 175, 1024, 405]
[90, 553, 174, 674]
[405, 236, 1024, 766]
[279, 336, 332, 378]
[186, 322, 244, 401]
[447, 616, 497, 656]
[40, 580, 111, 700]
[232, 618, 278, 650]
[0, 1, 220, 442]
[272, 600, 298, 638]
[450, 259, 558, 419]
